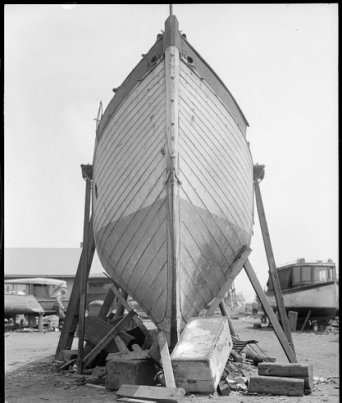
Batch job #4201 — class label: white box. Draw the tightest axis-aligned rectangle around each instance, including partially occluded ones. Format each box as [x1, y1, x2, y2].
[171, 317, 232, 393]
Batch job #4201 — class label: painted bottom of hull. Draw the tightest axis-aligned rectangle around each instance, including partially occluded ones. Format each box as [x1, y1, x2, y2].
[286, 307, 336, 326]
[94, 197, 251, 339]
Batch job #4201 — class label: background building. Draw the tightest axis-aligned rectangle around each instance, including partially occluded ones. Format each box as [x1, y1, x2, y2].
[4, 248, 111, 304]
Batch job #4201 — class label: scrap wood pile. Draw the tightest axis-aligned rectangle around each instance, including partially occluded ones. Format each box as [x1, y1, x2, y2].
[54, 291, 313, 401]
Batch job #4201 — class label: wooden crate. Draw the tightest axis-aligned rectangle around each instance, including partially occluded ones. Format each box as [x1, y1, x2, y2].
[105, 357, 157, 391]
[171, 317, 232, 393]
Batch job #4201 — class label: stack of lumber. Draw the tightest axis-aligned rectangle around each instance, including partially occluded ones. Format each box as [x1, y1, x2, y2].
[248, 362, 313, 396]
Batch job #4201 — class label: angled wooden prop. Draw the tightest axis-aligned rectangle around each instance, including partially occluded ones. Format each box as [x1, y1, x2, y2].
[206, 246, 252, 316]
[158, 331, 176, 388]
[77, 164, 93, 373]
[82, 310, 135, 368]
[253, 164, 296, 354]
[105, 279, 152, 345]
[244, 259, 297, 363]
[218, 300, 236, 337]
[55, 165, 95, 361]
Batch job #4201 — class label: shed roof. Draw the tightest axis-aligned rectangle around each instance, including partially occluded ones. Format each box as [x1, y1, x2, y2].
[4, 248, 106, 279]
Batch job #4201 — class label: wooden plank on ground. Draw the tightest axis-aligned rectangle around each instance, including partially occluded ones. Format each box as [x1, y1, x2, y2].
[206, 246, 252, 316]
[117, 398, 157, 403]
[158, 331, 176, 388]
[116, 384, 186, 403]
[258, 362, 313, 393]
[244, 259, 297, 363]
[248, 375, 304, 396]
[56, 358, 77, 371]
[83, 310, 135, 368]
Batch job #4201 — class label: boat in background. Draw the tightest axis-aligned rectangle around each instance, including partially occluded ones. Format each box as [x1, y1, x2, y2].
[4, 277, 68, 315]
[265, 258, 338, 328]
[92, 12, 254, 346]
[4, 294, 44, 318]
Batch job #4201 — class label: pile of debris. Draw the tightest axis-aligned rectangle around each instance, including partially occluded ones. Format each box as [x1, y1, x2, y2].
[54, 293, 314, 402]
[51, 277, 317, 401]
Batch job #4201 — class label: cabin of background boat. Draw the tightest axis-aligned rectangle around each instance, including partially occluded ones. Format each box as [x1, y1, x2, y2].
[267, 259, 336, 291]
[4, 278, 67, 298]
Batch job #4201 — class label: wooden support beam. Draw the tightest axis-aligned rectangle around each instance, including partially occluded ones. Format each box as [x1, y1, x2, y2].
[97, 287, 116, 320]
[158, 331, 176, 388]
[108, 283, 152, 345]
[288, 311, 298, 332]
[55, 216, 95, 360]
[114, 289, 129, 319]
[78, 165, 93, 373]
[82, 286, 117, 359]
[206, 246, 252, 316]
[218, 301, 236, 337]
[253, 170, 295, 354]
[300, 310, 311, 332]
[38, 313, 43, 333]
[83, 310, 135, 368]
[243, 259, 297, 363]
[84, 316, 122, 353]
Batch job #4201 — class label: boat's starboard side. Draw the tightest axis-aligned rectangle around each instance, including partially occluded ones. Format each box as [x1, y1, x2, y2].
[177, 54, 253, 326]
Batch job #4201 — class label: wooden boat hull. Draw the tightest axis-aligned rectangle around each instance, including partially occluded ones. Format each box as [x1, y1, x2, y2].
[266, 281, 338, 326]
[92, 16, 254, 345]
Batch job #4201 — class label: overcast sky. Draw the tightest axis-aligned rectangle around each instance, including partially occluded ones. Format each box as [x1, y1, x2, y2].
[4, 4, 338, 300]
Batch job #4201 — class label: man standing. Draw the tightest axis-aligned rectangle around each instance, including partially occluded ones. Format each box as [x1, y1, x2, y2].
[55, 285, 67, 329]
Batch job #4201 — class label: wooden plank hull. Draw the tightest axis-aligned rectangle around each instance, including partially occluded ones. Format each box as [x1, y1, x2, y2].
[92, 16, 254, 344]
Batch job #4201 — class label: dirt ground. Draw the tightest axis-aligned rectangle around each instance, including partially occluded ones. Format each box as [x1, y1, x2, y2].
[4, 316, 340, 402]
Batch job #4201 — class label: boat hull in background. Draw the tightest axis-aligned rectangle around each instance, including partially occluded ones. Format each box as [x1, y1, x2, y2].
[266, 281, 338, 327]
